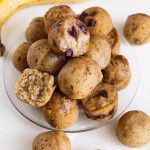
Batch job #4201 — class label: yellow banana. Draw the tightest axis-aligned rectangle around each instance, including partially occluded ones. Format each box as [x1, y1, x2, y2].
[0, 0, 87, 55]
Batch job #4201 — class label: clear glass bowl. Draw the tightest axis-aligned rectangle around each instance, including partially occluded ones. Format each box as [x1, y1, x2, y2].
[3, 46, 140, 133]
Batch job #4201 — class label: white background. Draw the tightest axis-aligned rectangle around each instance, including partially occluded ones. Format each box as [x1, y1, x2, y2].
[0, 0, 150, 149]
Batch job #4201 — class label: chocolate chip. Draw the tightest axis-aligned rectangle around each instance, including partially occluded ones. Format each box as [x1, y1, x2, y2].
[79, 12, 88, 21]
[86, 113, 106, 120]
[90, 11, 97, 17]
[87, 19, 96, 27]
[17, 57, 21, 62]
[99, 90, 108, 98]
[68, 26, 78, 40]
[53, 40, 56, 47]
[0, 40, 5, 56]
[108, 109, 114, 115]
[65, 48, 73, 57]
[77, 23, 88, 34]
[85, 108, 115, 120]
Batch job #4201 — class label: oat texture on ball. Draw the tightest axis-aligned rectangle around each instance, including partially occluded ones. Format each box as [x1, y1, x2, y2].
[15, 68, 55, 107]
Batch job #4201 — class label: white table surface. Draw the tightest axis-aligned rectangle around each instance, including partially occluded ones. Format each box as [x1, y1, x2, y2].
[0, 0, 150, 149]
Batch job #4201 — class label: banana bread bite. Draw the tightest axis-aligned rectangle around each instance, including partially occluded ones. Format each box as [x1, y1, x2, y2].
[117, 110, 150, 147]
[27, 39, 66, 75]
[106, 27, 121, 55]
[82, 83, 118, 122]
[79, 7, 113, 37]
[85, 36, 111, 69]
[15, 68, 55, 107]
[25, 17, 47, 43]
[12, 42, 31, 72]
[103, 55, 131, 90]
[42, 90, 79, 129]
[124, 13, 150, 45]
[44, 5, 75, 33]
[48, 17, 90, 57]
[58, 57, 103, 99]
[33, 131, 71, 150]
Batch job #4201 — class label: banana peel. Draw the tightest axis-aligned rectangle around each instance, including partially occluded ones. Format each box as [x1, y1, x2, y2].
[0, 0, 87, 56]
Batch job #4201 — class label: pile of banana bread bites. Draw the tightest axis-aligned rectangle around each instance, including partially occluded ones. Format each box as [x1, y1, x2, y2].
[13, 5, 131, 129]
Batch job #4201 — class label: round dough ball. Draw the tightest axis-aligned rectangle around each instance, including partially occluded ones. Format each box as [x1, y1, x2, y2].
[48, 17, 90, 57]
[103, 55, 131, 90]
[85, 36, 111, 69]
[42, 90, 79, 129]
[44, 5, 75, 33]
[12, 42, 31, 72]
[27, 39, 66, 75]
[25, 17, 47, 43]
[117, 110, 150, 147]
[32, 131, 71, 150]
[58, 57, 103, 99]
[79, 7, 113, 37]
[124, 13, 150, 45]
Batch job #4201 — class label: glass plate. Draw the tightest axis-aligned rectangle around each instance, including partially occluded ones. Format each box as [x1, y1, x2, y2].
[3, 45, 140, 133]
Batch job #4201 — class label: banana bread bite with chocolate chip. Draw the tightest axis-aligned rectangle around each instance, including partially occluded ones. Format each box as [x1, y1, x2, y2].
[79, 7, 113, 37]
[58, 57, 103, 99]
[41, 90, 79, 129]
[117, 110, 150, 147]
[27, 39, 66, 75]
[103, 55, 131, 90]
[12, 42, 31, 72]
[82, 83, 118, 122]
[15, 68, 55, 107]
[48, 17, 90, 57]
[124, 13, 150, 45]
[33, 131, 71, 150]
[25, 17, 47, 43]
[85, 36, 111, 69]
[44, 5, 75, 33]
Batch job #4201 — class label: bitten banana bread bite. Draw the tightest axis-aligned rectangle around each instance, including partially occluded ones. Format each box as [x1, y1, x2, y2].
[48, 17, 90, 57]
[15, 68, 55, 107]
[58, 57, 103, 99]
[25, 17, 47, 43]
[124, 13, 150, 45]
[103, 55, 131, 90]
[12, 42, 31, 72]
[27, 39, 66, 75]
[42, 90, 79, 129]
[82, 83, 118, 122]
[44, 5, 75, 33]
[79, 7, 113, 37]
[33, 131, 71, 150]
[117, 110, 150, 147]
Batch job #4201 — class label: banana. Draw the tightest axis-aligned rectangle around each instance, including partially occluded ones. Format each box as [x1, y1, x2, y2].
[0, 0, 87, 55]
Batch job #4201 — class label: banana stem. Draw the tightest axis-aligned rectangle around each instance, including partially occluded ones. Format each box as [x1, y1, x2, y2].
[0, 29, 5, 56]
